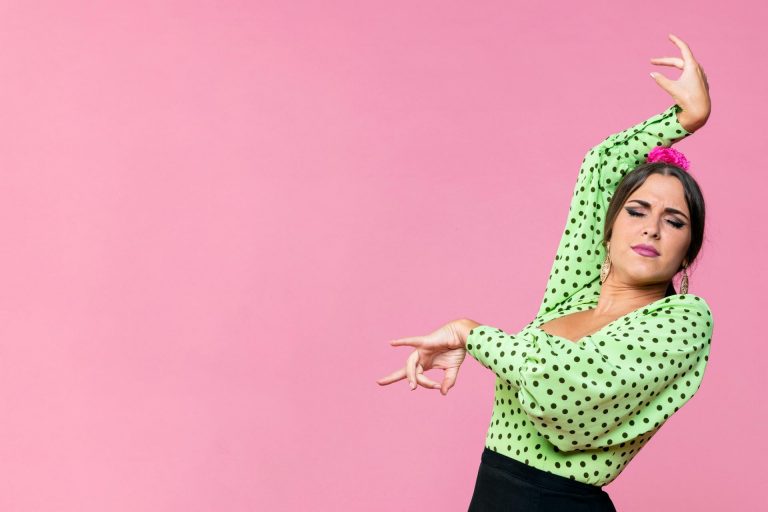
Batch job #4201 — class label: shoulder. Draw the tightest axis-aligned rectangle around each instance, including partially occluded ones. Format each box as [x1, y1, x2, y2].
[644, 293, 713, 320]
[634, 294, 714, 347]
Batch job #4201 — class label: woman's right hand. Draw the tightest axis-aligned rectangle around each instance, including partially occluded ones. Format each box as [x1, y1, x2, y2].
[649, 33, 711, 133]
[376, 319, 471, 396]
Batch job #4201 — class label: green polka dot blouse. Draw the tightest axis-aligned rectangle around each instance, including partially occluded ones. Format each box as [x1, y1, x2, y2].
[465, 104, 714, 486]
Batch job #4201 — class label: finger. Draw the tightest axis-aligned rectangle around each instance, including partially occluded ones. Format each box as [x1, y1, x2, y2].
[416, 372, 442, 390]
[377, 367, 407, 386]
[390, 336, 423, 348]
[668, 33, 695, 65]
[649, 71, 675, 93]
[406, 350, 420, 390]
[440, 366, 460, 396]
[650, 57, 684, 69]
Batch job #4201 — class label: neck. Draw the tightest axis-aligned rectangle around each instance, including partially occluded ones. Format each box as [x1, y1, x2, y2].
[594, 273, 668, 317]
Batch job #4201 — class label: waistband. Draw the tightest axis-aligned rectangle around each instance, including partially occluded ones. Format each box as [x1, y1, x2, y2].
[481, 447, 604, 496]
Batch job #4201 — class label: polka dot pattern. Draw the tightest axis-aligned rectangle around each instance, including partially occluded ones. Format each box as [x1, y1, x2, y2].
[465, 105, 713, 486]
[535, 104, 692, 320]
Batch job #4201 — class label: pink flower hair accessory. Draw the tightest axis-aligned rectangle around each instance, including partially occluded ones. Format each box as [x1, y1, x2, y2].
[646, 146, 691, 171]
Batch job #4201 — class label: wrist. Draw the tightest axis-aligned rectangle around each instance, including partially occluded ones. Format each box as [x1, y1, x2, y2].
[455, 318, 481, 348]
[676, 106, 709, 134]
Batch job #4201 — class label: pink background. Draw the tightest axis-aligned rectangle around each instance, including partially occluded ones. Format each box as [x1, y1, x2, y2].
[0, 1, 764, 511]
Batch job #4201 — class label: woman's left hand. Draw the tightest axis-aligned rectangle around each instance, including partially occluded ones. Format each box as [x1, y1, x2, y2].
[649, 33, 711, 133]
[376, 320, 469, 396]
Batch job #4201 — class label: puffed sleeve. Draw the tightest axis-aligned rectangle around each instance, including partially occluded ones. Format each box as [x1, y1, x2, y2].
[536, 104, 693, 318]
[466, 295, 713, 452]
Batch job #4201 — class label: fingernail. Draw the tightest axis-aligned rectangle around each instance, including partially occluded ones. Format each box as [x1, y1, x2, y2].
[433, 384, 441, 389]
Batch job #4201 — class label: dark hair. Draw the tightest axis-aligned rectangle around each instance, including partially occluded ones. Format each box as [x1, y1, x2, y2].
[603, 162, 706, 296]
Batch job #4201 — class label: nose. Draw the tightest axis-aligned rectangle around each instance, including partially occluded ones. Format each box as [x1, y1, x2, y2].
[643, 222, 661, 239]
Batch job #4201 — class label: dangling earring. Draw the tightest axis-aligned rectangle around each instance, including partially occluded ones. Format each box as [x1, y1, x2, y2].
[679, 264, 689, 294]
[600, 242, 611, 285]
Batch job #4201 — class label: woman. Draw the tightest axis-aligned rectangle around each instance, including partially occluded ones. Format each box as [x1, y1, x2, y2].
[377, 34, 712, 511]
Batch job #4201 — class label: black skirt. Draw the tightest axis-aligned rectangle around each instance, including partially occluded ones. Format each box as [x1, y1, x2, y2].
[468, 447, 617, 512]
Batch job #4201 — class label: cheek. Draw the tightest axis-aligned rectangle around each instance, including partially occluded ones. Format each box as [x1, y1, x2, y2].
[669, 226, 691, 248]
[663, 229, 692, 261]
[609, 218, 632, 241]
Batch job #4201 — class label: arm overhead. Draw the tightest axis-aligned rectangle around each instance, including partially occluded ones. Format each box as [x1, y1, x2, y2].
[535, 33, 712, 318]
[535, 105, 693, 319]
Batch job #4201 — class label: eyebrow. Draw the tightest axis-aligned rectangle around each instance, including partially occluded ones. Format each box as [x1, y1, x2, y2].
[626, 199, 690, 221]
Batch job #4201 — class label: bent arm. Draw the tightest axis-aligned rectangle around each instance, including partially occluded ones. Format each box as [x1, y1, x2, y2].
[536, 104, 693, 318]
[465, 296, 713, 452]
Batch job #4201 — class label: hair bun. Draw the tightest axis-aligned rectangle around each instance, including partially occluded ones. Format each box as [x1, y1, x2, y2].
[646, 146, 690, 171]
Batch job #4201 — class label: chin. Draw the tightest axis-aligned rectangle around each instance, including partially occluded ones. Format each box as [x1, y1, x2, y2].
[617, 265, 671, 286]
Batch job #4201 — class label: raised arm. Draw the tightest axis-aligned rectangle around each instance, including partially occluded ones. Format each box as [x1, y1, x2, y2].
[536, 34, 711, 318]
[535, 105, 692, 318]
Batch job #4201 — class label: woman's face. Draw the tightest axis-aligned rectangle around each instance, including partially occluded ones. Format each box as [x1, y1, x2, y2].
[608, 173, 691, 287]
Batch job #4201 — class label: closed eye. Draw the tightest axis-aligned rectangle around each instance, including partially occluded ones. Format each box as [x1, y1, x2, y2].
[625, 207, 686, 229]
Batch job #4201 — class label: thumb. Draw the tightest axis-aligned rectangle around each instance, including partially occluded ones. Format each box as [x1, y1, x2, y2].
[440, 366, 459, 396]
[649, 71, 675, 93]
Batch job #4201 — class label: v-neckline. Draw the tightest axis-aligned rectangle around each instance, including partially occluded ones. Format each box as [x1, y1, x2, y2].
[532, 294, 680, 345]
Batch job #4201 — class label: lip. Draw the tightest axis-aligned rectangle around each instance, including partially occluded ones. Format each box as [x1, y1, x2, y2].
[632, 244, 660, 257]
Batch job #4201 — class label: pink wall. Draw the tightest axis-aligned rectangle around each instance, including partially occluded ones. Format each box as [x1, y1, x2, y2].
[0, 1, 764, 510]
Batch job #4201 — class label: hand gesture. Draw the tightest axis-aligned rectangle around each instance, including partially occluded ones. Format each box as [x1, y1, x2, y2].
[376, 320, 468, 396]
[649, 33, 711, 132]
